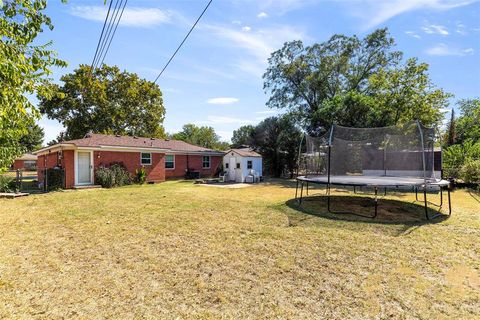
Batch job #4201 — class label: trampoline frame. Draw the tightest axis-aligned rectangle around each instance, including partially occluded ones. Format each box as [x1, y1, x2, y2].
[295, 121, 452, 220]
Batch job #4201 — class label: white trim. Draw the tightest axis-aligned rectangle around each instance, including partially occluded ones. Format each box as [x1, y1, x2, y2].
[140, 152, 152, 165]
[165, 154, 175, 170]
[202, 155, 211, 169]
[74, 150, 94, 186]
[34, 144, 75, 155]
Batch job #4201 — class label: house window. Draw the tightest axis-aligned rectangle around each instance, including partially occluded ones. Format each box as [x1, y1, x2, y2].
[141, 153, 152, 165]
[225, 163, 229, 169]
[202, 156, 210, 169]
[236, 163, 240, 169]
[165, 155, 174, 169]
[247, 160, 253, 169]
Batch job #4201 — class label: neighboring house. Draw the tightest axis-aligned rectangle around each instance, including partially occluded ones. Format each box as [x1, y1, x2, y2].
[12, 153, 37, 171]
[33, 133, 224, 189]
[223, 148, 262, 183]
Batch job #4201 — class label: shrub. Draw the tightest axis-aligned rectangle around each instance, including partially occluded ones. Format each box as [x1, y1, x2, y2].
[0, 175, 16, 193]
[45, 168, 64, 191]
[459, 160, 480, 185]
[443, 140, 480, 179]
[135, 167, 147, 184]
[95, 163, 131, 188]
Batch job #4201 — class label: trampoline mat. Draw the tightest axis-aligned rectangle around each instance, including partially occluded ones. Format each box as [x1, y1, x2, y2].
[297, 175, 449, 187]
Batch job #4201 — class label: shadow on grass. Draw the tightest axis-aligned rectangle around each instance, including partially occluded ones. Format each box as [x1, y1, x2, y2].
[468, 189, 480, 204]
[283, 195, 449, 236]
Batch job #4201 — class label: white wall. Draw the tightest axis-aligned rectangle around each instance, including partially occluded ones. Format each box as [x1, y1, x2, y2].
[223, 153, 262, 182]
[241, 157, 262, 180]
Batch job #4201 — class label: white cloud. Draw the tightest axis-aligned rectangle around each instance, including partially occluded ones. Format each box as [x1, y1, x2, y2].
[198, 116, 254, 125]
[422, 24, 449, 35]
[340, 0, 478, 30]
[206, 24, 307, 77]
[456, 22, 468, 35]
[70, 6, 173, 27]
[206, 97, 240, 105]
[405, 31, 421, 39]
[242, 26, 252, 32]
[425, 43, 474, 56]
[257, 12, 268, 18]
[216, 130, 233, 142]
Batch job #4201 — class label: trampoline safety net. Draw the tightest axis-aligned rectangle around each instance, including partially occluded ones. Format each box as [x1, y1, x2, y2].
[299, 121, 438, 184]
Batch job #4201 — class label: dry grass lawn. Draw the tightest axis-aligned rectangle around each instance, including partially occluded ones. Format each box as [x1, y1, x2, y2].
[0, 180, 479, 319]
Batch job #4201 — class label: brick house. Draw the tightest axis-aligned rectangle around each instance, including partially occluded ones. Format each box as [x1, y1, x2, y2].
[12, 153, 38, 170]
[34, 133, 224, 188]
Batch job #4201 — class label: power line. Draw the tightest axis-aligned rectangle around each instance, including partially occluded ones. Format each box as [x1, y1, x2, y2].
[91, 0, 114, 70]
[153, 0, 213, 83]
[94, 0, 124, 69]
[98, 0, 128, 68]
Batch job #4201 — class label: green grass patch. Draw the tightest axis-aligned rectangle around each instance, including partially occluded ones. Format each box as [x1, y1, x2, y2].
[0, 180, 478, 318]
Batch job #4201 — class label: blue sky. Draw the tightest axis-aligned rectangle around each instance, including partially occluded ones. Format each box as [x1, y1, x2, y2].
[37, 0, 480, 143]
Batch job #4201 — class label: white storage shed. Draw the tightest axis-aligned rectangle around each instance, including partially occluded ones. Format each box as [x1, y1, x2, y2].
[223, 148, 262, 183]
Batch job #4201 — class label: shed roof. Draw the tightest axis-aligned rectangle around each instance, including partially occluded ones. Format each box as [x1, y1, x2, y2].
[227, 148, 262, 158]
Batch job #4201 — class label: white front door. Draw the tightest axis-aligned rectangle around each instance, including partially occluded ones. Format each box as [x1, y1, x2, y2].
[228, 157, 236, 181]
[77, 151, 92, 184]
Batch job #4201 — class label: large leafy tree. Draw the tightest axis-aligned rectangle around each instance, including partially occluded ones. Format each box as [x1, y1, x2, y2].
[263, 28, 450, 135]
[231, 125, 255, 147]
[446, 109, 456, 147]
[19, 122, 44, 152]
[39, 64, 166, 140]
[0, 0, 66, 171]
[250, 116, 302, 178]
[170, 124, 229, 150]
[455, 98, 480, 144]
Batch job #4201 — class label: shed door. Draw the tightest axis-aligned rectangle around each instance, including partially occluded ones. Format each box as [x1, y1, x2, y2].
[228, 157, 236, 181]
[77, 152, 92, 184]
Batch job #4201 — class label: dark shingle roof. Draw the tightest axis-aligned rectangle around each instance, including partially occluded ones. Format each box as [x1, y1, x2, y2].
[60, 134, 222, 153]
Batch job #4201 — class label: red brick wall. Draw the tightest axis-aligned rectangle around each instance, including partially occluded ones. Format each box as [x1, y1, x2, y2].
[13, 160, 24, 170]
[37, 151, 64, 187]
[94, 151, 165, 183]
[63, 150, 75, 188]
[165, 154, 222, 179]
[37, 150, 222, 188]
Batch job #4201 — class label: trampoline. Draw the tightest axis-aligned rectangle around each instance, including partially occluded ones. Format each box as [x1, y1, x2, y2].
[295, 121, 452, 220]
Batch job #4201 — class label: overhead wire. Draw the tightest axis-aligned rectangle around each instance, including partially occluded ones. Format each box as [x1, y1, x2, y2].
[98, 0, 128, 68]
[90, 0, 114, 70]
[94, 0, 123, 69]
[153, 0, 213, 83]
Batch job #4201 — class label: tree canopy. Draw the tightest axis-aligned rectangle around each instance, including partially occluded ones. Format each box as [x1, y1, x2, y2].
[0, 0, 66, 171]
[170, 124, 230, 150]
[231, 125, 255, 148]
[263, 28, 450, 135]
[39, 64, 166, 140]
[19, 122, 44, 152]
[249, 116, 302, 178]
[455, 98, 480, 144]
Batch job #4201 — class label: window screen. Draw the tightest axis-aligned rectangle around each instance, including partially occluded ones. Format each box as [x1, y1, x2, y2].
[165, 155, 174, 169]
[202, 156, 210, 168]
[141, 153, 152, 165]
